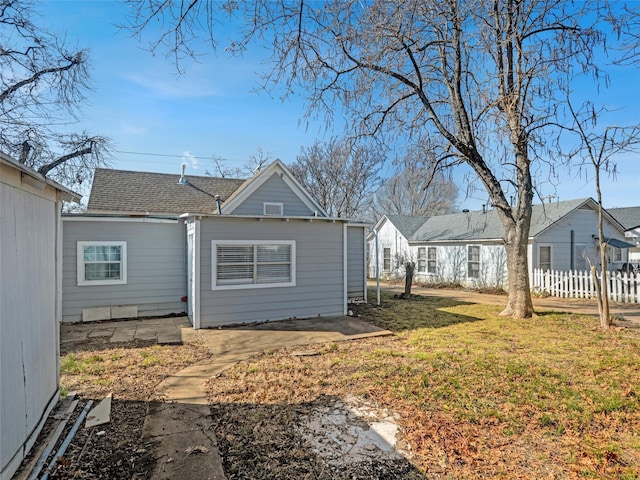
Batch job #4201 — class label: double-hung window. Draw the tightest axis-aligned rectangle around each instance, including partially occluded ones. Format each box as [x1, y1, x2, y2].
[427, 247, 437, 274]
[212, 240, 295, 289]
[77, 241, 127, 286]
[467, 245, 480, 279]
[383, 248, 391, 271]
[417, 247, 426, 273]
[539, 245, 552, 271]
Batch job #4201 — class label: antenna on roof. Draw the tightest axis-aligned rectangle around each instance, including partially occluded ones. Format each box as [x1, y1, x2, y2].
[177, 163, 188, 185]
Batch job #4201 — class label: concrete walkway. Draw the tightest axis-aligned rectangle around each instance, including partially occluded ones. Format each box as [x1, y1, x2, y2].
[141, 316, 394, 479]
[60, 316, 188, 345]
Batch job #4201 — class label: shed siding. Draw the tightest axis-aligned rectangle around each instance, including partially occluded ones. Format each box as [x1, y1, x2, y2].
[62, 220, 186, 322]
[1, 171, 59, 480]
[230, 173, 314, 217]
[347, 226, 366, 300]
[199, 217, 344, 327]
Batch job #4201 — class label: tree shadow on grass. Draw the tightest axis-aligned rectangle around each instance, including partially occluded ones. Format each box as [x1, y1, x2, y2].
[352, 289, 487, 333]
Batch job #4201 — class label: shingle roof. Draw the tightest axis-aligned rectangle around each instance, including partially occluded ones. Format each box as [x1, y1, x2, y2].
[409, 198, 595, 242]
[607, 207, 640, 230]
[87, 168, 246, 215]
[386, 214, 429, 238]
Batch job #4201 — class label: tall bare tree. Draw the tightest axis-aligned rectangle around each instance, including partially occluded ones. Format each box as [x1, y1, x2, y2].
[374, 142, 459, 217]
[288, 137, 384, 219]
[0, 0, 111, 189]
[125, 0, 617, 318]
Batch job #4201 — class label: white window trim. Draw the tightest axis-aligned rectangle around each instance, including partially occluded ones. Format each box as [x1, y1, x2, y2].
[263, 202, 284, 216]
[538, 243, 553, 271]
[427, 246, 437, 274]
[383, 247, 391, 272]
[417, 247, 426, 273]
[77, 241, 127, 286]
[212, 240, 296, 290]
[467, 245, 481, 279]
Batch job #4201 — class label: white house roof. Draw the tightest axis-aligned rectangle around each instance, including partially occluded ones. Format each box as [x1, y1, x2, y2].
[377, 198, 624, 244]
[608, 206, 640, 231]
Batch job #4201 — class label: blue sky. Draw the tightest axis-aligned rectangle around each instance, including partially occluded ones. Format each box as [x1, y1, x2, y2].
[39, 1, 639, 211]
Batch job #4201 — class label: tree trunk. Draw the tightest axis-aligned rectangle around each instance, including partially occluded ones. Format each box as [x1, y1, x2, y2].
[500, 221, 534, 318]
[404, 262, 415, 297]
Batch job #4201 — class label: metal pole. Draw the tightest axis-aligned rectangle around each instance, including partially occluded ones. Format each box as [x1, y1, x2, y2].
[375, 230, 380, 305]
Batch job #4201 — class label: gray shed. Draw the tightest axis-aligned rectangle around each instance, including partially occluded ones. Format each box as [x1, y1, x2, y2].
[0, 151, 79, 480]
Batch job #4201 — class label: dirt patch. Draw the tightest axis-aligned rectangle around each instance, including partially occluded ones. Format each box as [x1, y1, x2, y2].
[13, 337, 213, 479]
[210, 396, 423, 480]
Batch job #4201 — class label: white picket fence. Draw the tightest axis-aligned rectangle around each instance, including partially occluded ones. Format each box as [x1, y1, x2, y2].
[531, 268, 640, 304]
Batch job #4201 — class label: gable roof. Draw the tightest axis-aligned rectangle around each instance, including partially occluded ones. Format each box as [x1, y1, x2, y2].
[87, 168, 246, 215]
[222, 159, 329, 217]
[608, 207, 640, 230]
[379, 198, 620, 243]
[386, 214, 430, 238]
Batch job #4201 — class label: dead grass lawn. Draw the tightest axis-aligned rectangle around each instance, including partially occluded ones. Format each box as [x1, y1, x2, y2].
[207, 290, 640, 479]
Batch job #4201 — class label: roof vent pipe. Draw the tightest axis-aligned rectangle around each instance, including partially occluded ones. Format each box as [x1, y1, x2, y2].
[214, 195, 222, 214]
[177, 163, 188, 185]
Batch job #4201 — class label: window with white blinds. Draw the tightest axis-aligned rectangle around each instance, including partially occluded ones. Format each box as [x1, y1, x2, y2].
[212, 241, 295, 289]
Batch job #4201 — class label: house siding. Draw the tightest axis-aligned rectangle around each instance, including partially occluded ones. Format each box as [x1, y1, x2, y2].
[62, 219, 187, 322]
[369, 218, 411, 279]
[230, 173, 315, 217]
[198, 217, 344, 327]
[346, 226, 366, 301]
[1, 163, 60, 480]
[530, 206, 629, 274]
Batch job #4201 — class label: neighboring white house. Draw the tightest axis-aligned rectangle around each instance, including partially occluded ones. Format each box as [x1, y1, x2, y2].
[369, 198, 635, 288]
[63, 160, 368, 327]
[608, 207, 640, 267]
[0, 152, 79, 480]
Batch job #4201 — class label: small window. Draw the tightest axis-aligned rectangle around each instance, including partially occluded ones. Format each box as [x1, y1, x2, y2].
[611, 246, 622, 263]
[212, 240, 295, 290]
[263, 202, 283, 216]
[539, 245, 552, 271]
[77, 241, 127, 286]
[383, 248, 391, 271]
[417, 247, 426, 273]
[467, 245, 480, 279]
[427, 247, 437, 274]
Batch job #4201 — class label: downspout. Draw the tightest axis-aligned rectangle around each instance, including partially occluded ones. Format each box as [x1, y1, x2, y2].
[343, 223, 348, 315]
[570, 230, 575, 270]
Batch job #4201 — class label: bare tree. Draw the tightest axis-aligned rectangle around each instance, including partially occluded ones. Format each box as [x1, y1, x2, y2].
[288, 137, 384, 219]
[564, 100, 640, 329]
[0, 0, 111, 189]
[205, 147, 273, 178]
[374, 142, 459, 217]
[124, 0, 615, 318]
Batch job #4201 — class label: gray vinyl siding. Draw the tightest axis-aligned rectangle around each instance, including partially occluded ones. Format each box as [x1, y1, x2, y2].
[62, 220, 187, 322]
[199, 217, 344, 327]
[230, 173, 316, 217]
[532, 206, 625, 272]
[1, 168, 59, 480]
[347, 226, 366, 300]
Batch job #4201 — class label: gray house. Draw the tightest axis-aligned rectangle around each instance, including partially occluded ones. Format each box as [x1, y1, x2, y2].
[369, 198, 634, 288]
[608, 207, 640, 266]
[63, 160, 367, 327]
[1, 152, 79, 480]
